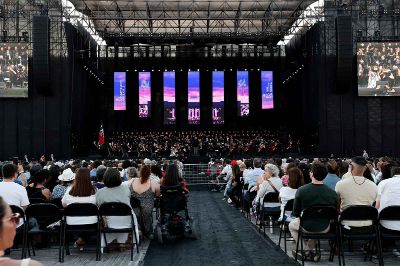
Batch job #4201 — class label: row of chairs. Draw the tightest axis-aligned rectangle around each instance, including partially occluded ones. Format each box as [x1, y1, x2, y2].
[240, 191, 400, 266]
[11, 200, 140, 263]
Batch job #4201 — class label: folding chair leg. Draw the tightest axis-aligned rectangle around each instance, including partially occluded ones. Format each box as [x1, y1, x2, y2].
[295, 230, 300, 262]
[300, 233, 305, 266]
[284, 225, 287, 253]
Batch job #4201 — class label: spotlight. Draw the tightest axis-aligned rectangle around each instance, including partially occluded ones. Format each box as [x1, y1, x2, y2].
[257, 68, 260, 71]
[197, 69, 200, 71]
[188, 69, 191, 72]
[230, 68, 233, 71]
[151, 69, 154, 72]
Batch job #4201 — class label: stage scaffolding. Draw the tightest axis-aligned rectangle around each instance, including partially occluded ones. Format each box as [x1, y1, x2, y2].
[0, 1, 399, 59]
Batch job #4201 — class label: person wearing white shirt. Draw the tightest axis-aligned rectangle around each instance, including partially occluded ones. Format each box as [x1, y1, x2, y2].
[242, 158, 264, 209]
[376, 168, 400, 232]
[0, 164, 30, 209]
[253, 164, 283, 211]
[61, 168, 97, 250]
[278, 167, 304, 222]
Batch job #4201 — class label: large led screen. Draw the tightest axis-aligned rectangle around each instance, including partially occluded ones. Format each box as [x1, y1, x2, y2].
[163, 72, 176, 124]
[139, 72, 151, 117]
[357, 42, 400, 96]
[188, 71, 200, 124]
[237, 71, 250, 116]
[212, 71, 224, 124]
[0, 43, 30, 98]
[113, 72, 126, 110]
[261, 71, 274, 109]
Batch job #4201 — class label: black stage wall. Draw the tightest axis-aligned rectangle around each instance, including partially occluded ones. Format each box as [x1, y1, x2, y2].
[285, 20, 400, 157]
[0, 57, 71, 160]
[0, 22, 98, 160]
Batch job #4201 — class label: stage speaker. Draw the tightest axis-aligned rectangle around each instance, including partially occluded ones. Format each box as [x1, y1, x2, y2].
[335, 15, 353, 94]
[33, 15, 51, 95]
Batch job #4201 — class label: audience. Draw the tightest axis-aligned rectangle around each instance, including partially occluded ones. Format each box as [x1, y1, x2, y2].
[0, 164, 29, 210]
[130, 165, 160, 239]
[97, 168, 138, 249]
[289, 162, 338, 260]
[253, 164, 282, 212]
[25, 169, 51, 202]
[376, 166, 400, 232]
[0, 196, 42, 266]
[335, 156, 377, 227]
[323, 160, 340, 190]
[51, 168, 75, 200]
[61, 168, 97, 251]
[94, 165, 106, 189]
[278, 167, 304, 222]
[227, 163, 243, 208]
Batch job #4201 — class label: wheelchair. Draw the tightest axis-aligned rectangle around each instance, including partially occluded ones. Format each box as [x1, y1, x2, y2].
[155, 185, 196, 243]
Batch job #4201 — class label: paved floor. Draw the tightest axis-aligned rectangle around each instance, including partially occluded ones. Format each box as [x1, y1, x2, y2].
[142, 191, 296, 266]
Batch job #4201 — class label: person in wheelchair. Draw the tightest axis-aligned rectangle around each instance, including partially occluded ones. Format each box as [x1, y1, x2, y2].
[159, 164, 191, 236]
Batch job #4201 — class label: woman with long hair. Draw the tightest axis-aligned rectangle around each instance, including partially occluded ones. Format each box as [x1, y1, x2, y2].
[61, 168, 97, 251]
[278, 167, 304, 222]
[0, 196, 42, 265]
[130, 165, 160, 239]
[161, 164, 189, 193]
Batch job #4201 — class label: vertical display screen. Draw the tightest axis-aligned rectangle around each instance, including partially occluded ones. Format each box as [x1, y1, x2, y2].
[188, 71, 200, 124]
[237, 71, 250, 116]
[261, 71, 274, 109]
[139, 72, 151, 117]
[163, 72, 176, 124]
[113, 72, 126, 110]
[212, 71, 224, 124]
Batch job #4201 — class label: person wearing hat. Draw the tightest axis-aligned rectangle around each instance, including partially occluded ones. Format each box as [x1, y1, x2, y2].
[51, 168, 75, 200]
[335, 156, 378, 227]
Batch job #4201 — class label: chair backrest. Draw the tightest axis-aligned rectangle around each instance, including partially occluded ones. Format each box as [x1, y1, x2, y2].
[300, 206, 338, 232]
[284, 199, 294, 212]
[64, 203, 99, 217]
[160, 185, 186, 212]
[25, 203, 62, 229]
[339, 205, 378, 224]
[99, 202, 132, 217]
[50, 198, 63, 209]
[379, 205, 400, 221]
[263, 192, 279, 203]
[29, 198, 47, 204]
[130, 196, 141, 209]
[301, 206, 338, 221]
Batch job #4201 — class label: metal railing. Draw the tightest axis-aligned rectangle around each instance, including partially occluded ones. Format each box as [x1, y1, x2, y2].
[182, 163, 225, 185]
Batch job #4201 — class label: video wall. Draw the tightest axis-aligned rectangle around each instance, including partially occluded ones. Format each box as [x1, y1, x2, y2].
[237, 71, 250, 116]
[113, 70, 274, 124]
[0, 43, 30, 98]
[357, 42, 400, 96]
[188, 71, 200, 124]
[139, 72, 151, 117]
[163, 72, 176, 125]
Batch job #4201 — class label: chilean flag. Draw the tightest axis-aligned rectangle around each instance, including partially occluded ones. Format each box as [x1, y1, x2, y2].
[99, 122, 105, 145]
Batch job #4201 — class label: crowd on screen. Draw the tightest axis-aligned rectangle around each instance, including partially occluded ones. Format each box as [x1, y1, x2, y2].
[0, 44, 29, 89]
[0, 153, 399, 263]
[93, 130, 300, 158]
[357, 42, 400, 92]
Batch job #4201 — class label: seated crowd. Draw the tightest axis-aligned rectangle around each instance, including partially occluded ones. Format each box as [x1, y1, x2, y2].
[220, 155, 400, 260]
[0, 157, 189, 264]
[0, 154, 399, 264]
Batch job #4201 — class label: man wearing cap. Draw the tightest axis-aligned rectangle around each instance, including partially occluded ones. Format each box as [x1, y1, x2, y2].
[335, 156, 377, 227]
